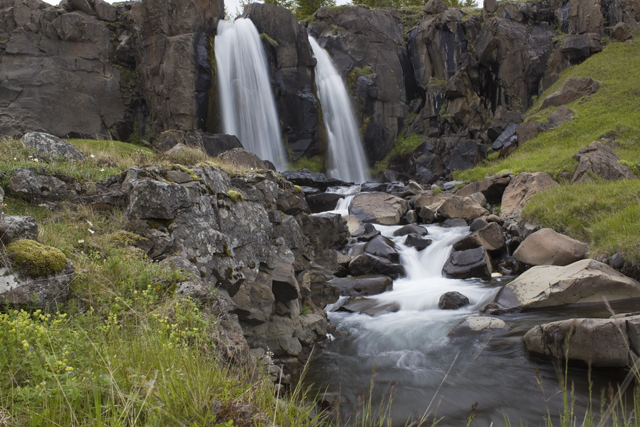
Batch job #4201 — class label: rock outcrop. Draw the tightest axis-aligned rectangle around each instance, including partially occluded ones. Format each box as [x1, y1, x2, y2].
[500, 172, 559, 217]
[572, 142, 637, 183]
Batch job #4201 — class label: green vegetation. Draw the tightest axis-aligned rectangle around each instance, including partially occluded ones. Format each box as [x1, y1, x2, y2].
[373, 130, 423, 176]
[6, 239, 68, 277]
[226, 189, 244, 203]
[259, 33, 279, 47]
[347, 65, 372, 93]
[289, 155, 326, 173]
[453, 38, 640, 266]
[351, 0, 476, 10]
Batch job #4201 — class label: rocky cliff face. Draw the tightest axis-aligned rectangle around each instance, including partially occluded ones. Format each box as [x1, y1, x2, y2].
[1, 0, 639, 179]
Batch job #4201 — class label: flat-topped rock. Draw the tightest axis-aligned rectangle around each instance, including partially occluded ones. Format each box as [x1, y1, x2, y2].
[488, 259, 640, 313]
[349, 192, 408, 225]
[329, 275, 393, 297]
[437, 196, 488, 221]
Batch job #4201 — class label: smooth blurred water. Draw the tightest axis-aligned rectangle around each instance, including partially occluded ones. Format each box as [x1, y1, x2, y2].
[305, 218, 631, 426]
[215, 19, 287, 170]
[309, 38, 370, 184]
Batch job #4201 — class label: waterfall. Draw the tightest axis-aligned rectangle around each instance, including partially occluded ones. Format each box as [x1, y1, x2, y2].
[309, 38, 370, 184]
[215, 18, 287, 170]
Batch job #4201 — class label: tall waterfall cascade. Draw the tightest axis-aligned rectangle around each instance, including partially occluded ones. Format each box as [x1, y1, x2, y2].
[215, 19, 287, 170]
[309, 38, 371, 184]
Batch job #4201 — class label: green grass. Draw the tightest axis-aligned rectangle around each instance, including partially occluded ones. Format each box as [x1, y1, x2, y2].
[289, 155, 326, 173]
[451, 36, 640, 266]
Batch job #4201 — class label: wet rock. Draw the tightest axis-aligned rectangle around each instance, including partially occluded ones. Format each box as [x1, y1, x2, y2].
[449, 316, 507, 336]
[437, 196, 488, 221]
[469, 218, 489, 232]
[612, 22, 633, 42]
[353, 223, 381, 242]
[361, 182, 388, 192]
[438, 291, 469, 309]
[7, 168, 74, 204]
[500, 172, 559, 217]
[456, 173, 513, 204]
[404, 234, 433, 251]
[452, 235, 481, 251]
[364, 236, 400, 263]
[344, 215, 363, 236]
[281, 169, 346, 191]
[541, 78, 600, 110]
[490, 259, 640, 313]
[348, 253, 405, 279]
[306, 192, 345, 213]
[443, 246, 492, 279]
[0, 216, 38, 245]
[393, 224, 428, 237]
[524, 315, 640, 368]
[21, 132, 87, 161]
[330, 275, 393, 297]
[513, 228, 589, 266]
[217, 148, 276, 171]
[405, 210, 418, 224]
[335, 297, 400, 317]
[349, 192, 408, 225]
[572, 142, 637, 183]
[442, 218, 468, 227]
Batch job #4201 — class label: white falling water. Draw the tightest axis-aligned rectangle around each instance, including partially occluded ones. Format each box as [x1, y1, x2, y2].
[309, 38, 370, 184]
[215, 19, 287, 170]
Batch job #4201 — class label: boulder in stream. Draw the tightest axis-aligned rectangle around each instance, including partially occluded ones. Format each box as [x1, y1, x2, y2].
[488, 259, 640, 313]
[335, 296, 400, 317]
[349, 192, 408, 225]
[442, 246, 492, 280]
[438, 291, 470, 309]
[348, 253, 405, 279]
[449, 316, 508, 336]
[524, 314, 640, 368]
[329, 275, 393, 297]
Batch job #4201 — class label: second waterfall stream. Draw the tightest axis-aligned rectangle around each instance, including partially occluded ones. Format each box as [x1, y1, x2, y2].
[309, 38, 370, 184]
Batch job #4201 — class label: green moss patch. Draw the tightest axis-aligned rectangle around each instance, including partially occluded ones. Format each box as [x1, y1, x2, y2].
[7, 239, 68, 277]
[226, 189, 244, 203]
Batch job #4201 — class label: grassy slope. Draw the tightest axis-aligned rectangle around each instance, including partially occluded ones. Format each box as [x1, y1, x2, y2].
[453, 37, 640, 266]
[0, 139, 322, 426]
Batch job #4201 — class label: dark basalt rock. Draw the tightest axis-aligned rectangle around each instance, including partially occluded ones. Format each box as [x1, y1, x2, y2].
[335, 296, 400, 316]
[281, 169, 348, 191]
[330, 275, 393, 297]
[443, 246, 492, 279]
[404, 234, 433, 251]
[349, 253, 405, 279]
[438, 291, 470, 309]
[306, 192, 345, 213]
[363, 235, 400, 263]
[393, 224, 428, 237]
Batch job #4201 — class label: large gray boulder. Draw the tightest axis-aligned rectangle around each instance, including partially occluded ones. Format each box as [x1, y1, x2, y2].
[449, 316, 507, 336]
[489, 259, 640, 313]
[475, 222, 505, 252]
[21, 133, 87, 161]
[7, 168, 74, 204]
[572, 142, 637, 183]
[524, 315, 640, 368]
[513, 228, 588, 266]
[348, 253, 405, 279]
[500, 172, 559, 217]
[349, 192, 408, 225]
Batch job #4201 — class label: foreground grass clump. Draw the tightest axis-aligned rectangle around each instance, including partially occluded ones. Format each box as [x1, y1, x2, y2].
[0, 199, 322, 426]
[452, 38, 640, 266]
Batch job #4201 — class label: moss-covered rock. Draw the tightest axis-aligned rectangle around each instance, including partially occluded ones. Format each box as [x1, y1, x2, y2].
[6, 239, 68, 277]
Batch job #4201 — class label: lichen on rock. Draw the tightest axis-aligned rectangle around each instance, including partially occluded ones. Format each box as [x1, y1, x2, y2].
[6, 239, 68, 277]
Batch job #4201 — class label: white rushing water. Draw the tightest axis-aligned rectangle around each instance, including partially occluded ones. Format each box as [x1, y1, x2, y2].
[215, 19, 287, 170]
[309, 38, 370, 184]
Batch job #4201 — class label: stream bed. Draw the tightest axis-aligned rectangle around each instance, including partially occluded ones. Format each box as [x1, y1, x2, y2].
[304, 202, 632, 426]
